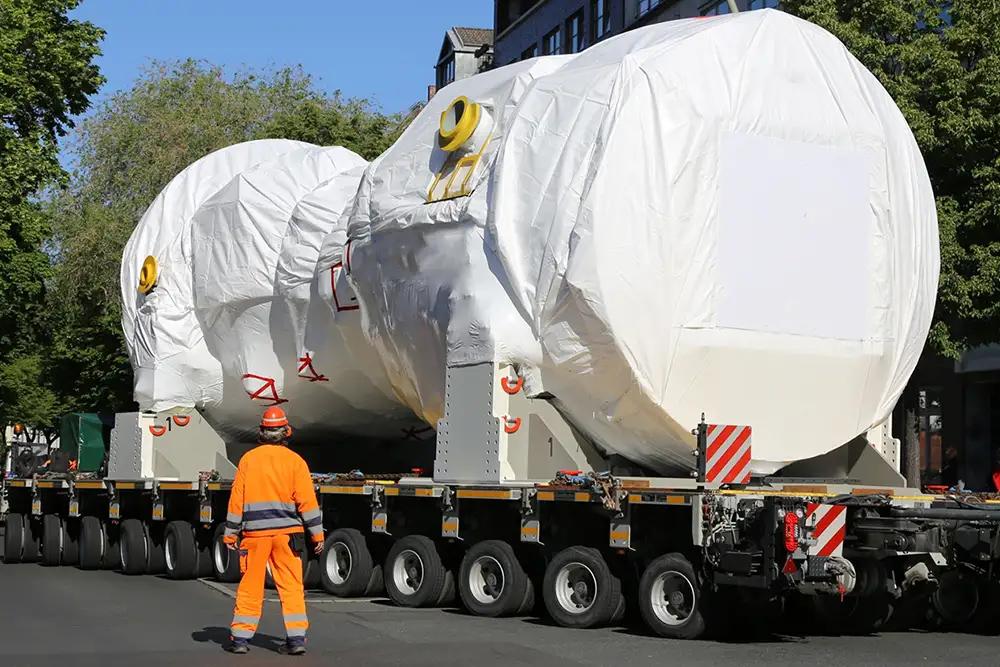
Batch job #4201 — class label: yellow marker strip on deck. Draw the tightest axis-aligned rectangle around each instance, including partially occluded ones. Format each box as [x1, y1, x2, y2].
[442, 521, 459, 531]
[609, 531, 630, 541]
[456, 489, 514, 500]
[207, 483, 222, 491]
[320, 485, 367, 495]
[159, 482, 196, 491]
[75, 481, 104, 489]
[115, 482, 135, 490]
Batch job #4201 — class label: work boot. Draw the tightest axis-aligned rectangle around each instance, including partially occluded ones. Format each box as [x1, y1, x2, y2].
[278, 641, 306, 656]
[224, 639, 249, 654]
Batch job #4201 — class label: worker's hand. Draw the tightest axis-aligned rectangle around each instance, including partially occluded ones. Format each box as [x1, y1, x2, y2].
[314, 540, 324, 555]
[226, 542, 237, 551]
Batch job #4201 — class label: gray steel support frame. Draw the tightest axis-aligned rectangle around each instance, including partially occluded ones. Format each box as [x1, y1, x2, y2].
[435, 362, 607, 484]
[109, 411, 236, 480]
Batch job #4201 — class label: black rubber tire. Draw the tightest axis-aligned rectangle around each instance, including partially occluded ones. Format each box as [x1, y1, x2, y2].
[195, 530, 213, 578]
[211, 523, 241, 583]
[22, 516, 41, 563]
[78, 516, 104, 570]
[41, 514, 63, 567]
[144, 522, 166, 574]
[164, 520, 198, 580]
[458, 540, 534, 618]
[119, 518, 147, 575]
[384, 535, 450, 608]
[320, 528, 380, 598]
[302, 552, 321, 590]
[3, 513, 24, 564]
[542, 546, 623, 629]
[638, 552, 707, 639]
[102, 521, 121, 570]
[61, 518, 80, 566]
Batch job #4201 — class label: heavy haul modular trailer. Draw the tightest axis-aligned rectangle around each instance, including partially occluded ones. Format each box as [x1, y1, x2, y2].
[5, 361, 1000, 638]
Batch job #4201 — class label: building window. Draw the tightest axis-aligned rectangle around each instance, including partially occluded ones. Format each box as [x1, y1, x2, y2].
[521, 44, 539, 60]
[638, 0, 664, 16]
[543, 26, 563, 55]
[438, 57, 455, 88]
[591, 0, 611, 42]
[701, 0, 732, 15]
[748, 0, 779, 8]
[566, 11, 584, 53]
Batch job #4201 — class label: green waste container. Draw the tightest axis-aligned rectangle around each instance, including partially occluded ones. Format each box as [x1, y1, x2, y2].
[59, 413, 109, 472]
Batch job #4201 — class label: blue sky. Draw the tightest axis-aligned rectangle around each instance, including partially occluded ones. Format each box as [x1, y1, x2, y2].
[69, 0, 494, 119]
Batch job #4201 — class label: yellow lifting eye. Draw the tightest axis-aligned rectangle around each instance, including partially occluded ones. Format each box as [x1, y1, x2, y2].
[138, 255, 159, 294]
[439, 96, 481, 153]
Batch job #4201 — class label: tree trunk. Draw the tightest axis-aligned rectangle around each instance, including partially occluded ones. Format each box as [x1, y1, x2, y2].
[904, 407, 922, 489]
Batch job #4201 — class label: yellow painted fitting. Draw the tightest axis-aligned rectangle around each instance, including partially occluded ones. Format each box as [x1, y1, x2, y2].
[438, 96, 481, 152]
[138, 255, 159, 293]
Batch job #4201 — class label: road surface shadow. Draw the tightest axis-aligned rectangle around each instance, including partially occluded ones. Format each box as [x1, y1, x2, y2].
[192, 625, 286, 652]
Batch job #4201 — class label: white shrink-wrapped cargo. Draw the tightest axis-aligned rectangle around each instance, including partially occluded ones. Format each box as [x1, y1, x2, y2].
[122, 139, 313, 414]
[345, 10, 939, 475]
[123, 141, 424, 444]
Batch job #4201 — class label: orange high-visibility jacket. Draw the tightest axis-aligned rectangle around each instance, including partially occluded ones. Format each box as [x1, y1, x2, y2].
[223, 445, 323, 544]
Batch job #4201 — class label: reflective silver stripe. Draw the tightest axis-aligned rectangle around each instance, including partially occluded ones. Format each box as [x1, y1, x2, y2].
[243, 517, 302, 532]
[244, 500, 298, 512]
[230, 627, 255, 639]
[300, 508, 321, 522]
[223, 524, 239, 537]
[226, 512, 242, 524]
[283, 613, 308, 623]
[232, 615, 259, 626]
[306, 523, 323, 537]
[285, 627, 306, 637]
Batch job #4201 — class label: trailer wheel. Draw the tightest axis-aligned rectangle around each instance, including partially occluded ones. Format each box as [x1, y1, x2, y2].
[102, 521, 121, 571]
[164, 521, 198, 580]
[302, 552, 321, 590]
[195, 531, 213, 579]
[78, 516, 104, 570]
[930, 569, 980, 628]
[119, 518, 147, 575]
[41, 514, 63, 567]
[144, 522, 166, 574]
[458, 540, 533, 618]
[637, 553, 706, 639]
[3, 513, 25, 564]
[211, 523, 241, 583]
[21, 516, 41, 563]
[62, 518, 80, 566]
[385, 535, 451, 608]
[543, 546, 623, 629]
[320, 528, 379, 597]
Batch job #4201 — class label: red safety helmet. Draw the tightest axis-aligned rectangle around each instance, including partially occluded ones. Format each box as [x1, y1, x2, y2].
[260, 406, 289, 428]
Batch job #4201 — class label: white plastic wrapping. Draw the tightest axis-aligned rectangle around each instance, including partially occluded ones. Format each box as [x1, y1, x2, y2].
[345, 10, 939, 474]
[122, 141, 424, 443]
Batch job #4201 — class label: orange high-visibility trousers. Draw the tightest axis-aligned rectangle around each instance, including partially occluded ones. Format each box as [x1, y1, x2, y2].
[230, 534, 308, 644]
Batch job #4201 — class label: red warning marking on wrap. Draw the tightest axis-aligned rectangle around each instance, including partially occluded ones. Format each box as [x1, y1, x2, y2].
[806, 503, 847, 557]
[705, 424, 752, 484]
[330, 262, 359, 312]
[297, 354, 328, 382]
[242, 374, 288, 406]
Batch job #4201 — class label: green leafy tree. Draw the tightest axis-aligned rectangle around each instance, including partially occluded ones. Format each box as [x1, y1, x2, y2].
[783, 0, 1000, 357]
[0, 0, 104, 428]
[47, 59, 404, 413]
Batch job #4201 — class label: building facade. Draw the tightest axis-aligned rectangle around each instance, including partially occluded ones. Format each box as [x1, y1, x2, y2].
[494, 0, 778, 66]
[434, 27, 495, 99]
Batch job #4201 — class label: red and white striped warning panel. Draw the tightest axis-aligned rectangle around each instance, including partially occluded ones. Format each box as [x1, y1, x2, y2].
[806, 503, 846, 557]
[705, 424, 752, 484]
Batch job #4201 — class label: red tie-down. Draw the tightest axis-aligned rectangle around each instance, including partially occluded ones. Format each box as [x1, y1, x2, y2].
[242, 374, 288, 406]
[297, 353, 328, 383]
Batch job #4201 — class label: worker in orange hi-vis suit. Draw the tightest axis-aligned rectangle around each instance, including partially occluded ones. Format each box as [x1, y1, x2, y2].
[222, 407, 324, 655]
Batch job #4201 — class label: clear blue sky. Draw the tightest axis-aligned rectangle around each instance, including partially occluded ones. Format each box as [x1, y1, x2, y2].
[69, 0, 494, 117]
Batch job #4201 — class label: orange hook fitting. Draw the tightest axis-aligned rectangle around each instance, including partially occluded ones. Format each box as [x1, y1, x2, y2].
[503, 416, 521, 434]
[149, 425, 167, 436]
[501, 376, 523, 394]
[172, 415, 191, 427]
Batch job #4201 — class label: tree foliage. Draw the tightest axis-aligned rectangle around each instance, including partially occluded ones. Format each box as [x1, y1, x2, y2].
[45, 59, 405, 419]
[783, 0, 1000, 357]
[0, 0, 104, 427]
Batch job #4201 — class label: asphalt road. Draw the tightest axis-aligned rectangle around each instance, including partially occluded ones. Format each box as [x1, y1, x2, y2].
[2, 539, 1000, 666]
